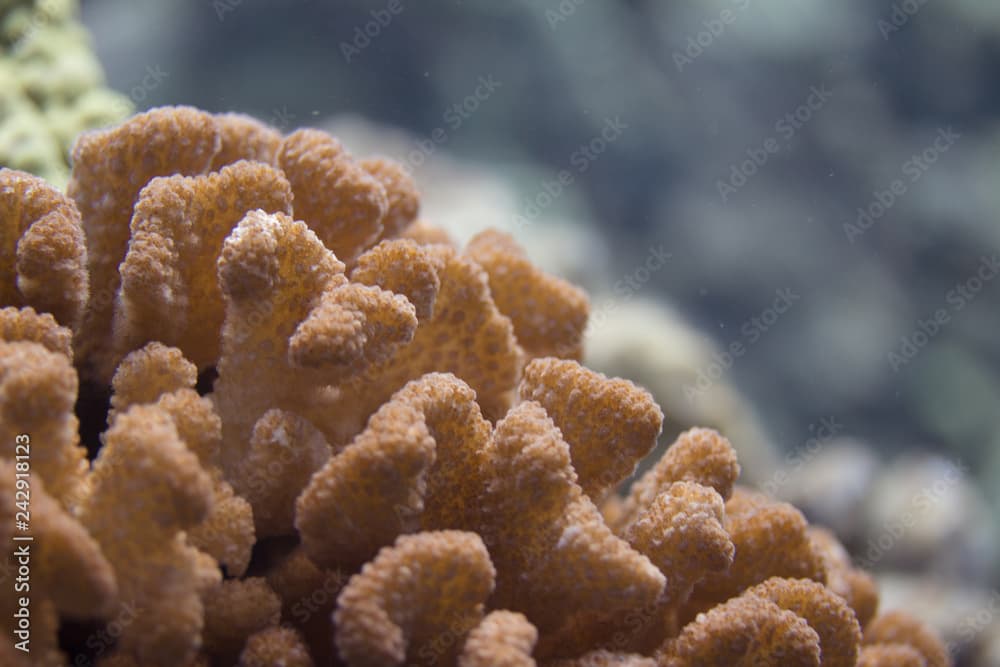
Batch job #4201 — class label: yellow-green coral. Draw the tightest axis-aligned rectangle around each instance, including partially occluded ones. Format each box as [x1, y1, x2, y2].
[0, 0, 130, 186]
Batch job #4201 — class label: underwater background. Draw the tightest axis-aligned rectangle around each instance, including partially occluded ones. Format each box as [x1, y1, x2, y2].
[3, 0, 999, 663]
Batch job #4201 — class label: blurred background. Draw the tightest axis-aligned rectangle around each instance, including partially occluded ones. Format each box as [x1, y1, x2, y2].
[4, 0, 1000, 661]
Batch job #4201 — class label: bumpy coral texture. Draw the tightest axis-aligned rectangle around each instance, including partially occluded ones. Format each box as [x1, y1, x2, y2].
[0, 336, 88, 509]
[458, 611, 538, 667]
[0, 107, 953, 667]
[334, 531, 495, 667]
[0, 168, 89, 333]
[68, 106, 220, 380]
[78, 404, 219, 667]
[114, 159, 293, 369]
[238, 626, 315, 667]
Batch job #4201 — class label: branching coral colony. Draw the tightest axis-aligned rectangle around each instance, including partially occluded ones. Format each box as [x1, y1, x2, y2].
[0, 106, 951, 667]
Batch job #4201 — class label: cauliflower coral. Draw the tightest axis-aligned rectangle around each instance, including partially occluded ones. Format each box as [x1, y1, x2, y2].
[0, 106, 951, 666]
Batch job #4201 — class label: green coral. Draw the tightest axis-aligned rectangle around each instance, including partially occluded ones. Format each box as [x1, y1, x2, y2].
[1, 0, 130, 187]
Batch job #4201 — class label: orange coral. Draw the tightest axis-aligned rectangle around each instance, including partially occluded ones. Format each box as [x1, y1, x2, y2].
[210, 113, 283, 170]
[238, 626, 315, 667]
[0, 168, 89, 331]
[659, 594, 821, 667]
[334, 531, 495, 667]
[212, 209, 415, 470]
[624, 481, 734, 605]
[862, 611, 950, 667]
[114, 160, 293, 369]
[745, 577, 861, 667]
[233, 408, 331, 539]
[108, 340, 196, 417]
[479, 400, 665, 637]
[466, 229, 589, 360]
[0, 306, 73, 358]
[296, 375, 445, 569]
[684, 488, 828, 615]
[458, 611, 538, 667]
[277, 128, 389, 264]
[616, 427, 740, 534]
[0, 107, 953, 667]
[0, 461, 116, 667]
[78, 404, 218, 666]
[0, 339, 88, 508]
[857, 643, 928, 667]
[68, 106, 220, 379]
[809, 526, 880, 628]
[519, 357, 663, 499]
[360, 158, 421, 243]
[110, 342, 255, 576]
[550, 650, 657, 667]
[201, 577, 282, 663]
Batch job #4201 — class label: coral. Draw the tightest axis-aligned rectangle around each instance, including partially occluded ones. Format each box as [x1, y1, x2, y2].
[77, 404, 218, 667]
[681, 487, 830, 616]
[210, 113, 283, 170]
[0, 337, 88, 508]
[466, 229, 589, 361]
[862, 611, 951, 667]
[68, 106, 220, 380]
[113, 160, 293, 369]
[201, 577, 282, 664]
[0, 461, 115, 666]
[0, 168, 88, 331]
[809, 526, 880, 629]
[518, 356, 662, 500]
[0, 0, 131, 186]
[276, 128, 389, 264]
[0, 305, 72, 356]
[623, 481, 734, 605]
[238, 626, 315, 667]
[550, 651, 656, 667]
[458, 611, 537, 667]
[744, 577, 861, 667]
[580, 297, 780, 487]
[233, 408, 330, 539]
[658, 593, 822, 667]
[856, 643, 927, 667]
[110, 342, 255, 576]
[333, 531, 495, 667]
[0, 107, 953, 667]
